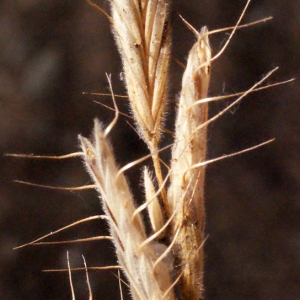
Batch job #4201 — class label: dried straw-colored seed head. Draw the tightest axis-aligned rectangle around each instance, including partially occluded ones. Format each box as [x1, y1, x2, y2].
[167, 27, 211, 300]
[109, 0, 171, 146]
[109, 0, 172, 215]
[80, 120, 175, 300]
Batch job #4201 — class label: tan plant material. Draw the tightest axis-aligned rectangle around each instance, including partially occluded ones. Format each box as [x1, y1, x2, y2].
[77, 1, 287, 298]
[9, 0, 295, 299]
[79, 0, 247, 299]
[144, 167, 165, 236]
[167, 26, 211, 299]
[79, 120, 175, 299]
[53, 0, 280, 299]
[110, 0, 171, 143]
[109, 0, 172, 206]
[80, 1, 212, 297]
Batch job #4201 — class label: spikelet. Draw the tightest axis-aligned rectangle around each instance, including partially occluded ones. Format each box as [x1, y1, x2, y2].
[109, 0, 172, 207]
[109, 0, 171, 146]
[79, 120, 174, 300]
[168, 27, 211, 299]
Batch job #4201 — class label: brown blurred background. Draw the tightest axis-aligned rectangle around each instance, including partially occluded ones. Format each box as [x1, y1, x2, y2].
[0, 0, 299, 299]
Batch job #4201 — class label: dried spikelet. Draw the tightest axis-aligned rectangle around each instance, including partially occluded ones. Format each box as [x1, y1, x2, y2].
[168, 27, 211, 299]
[79, 120, 174, 300]
[109, 0, 171, 146]
[109, 0, 172, 206]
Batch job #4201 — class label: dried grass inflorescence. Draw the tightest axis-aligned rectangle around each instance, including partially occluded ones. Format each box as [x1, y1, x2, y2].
[80, 0, 211, 299]
[168, 27, 211, 299]
[11, 0, 292, 299]
[80, 122, 174, 299]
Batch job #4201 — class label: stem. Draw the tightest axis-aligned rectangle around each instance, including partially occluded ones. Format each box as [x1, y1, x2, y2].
[150, 139, 168, 216]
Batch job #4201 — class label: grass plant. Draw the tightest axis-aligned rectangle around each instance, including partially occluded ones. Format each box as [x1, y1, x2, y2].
[8, 0, 294, 299]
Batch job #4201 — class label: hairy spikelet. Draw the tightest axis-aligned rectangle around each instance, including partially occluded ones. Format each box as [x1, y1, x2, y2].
[168, 27, 211, 299]
[79, 120, 174, 300]
[109, 0, 171, 208]
[110, 0, 171, 146]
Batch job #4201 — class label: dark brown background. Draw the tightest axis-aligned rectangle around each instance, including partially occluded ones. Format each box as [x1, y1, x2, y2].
[1, 0, 299, 299]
